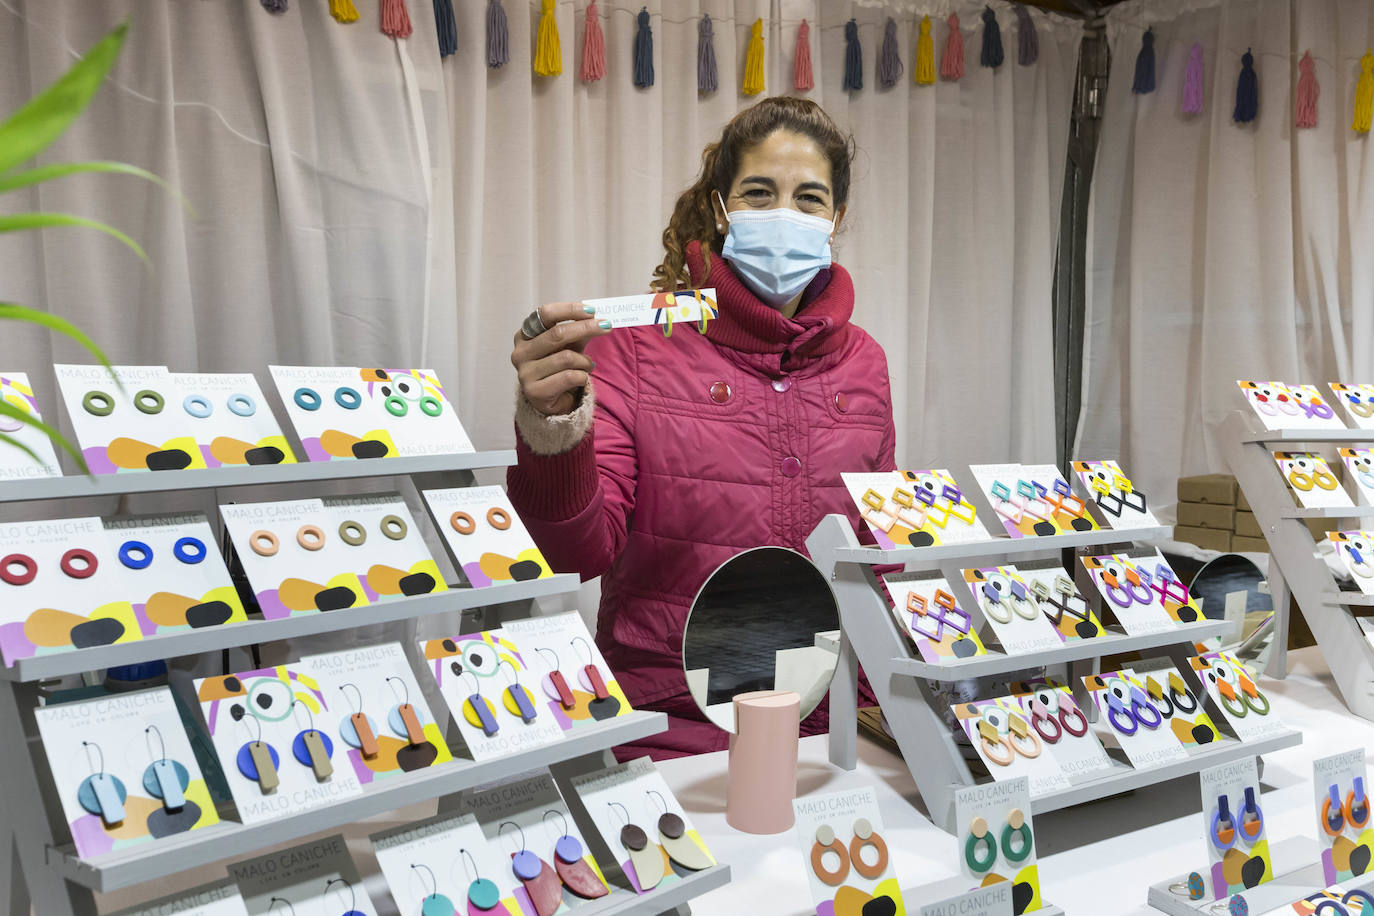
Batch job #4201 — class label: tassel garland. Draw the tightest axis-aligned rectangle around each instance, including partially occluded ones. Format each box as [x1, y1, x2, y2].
[878, 18, 903, 88]
[844, 19, 863, 91]
[743, 19, 765, 95]
[698, 14, 718, 92]
[1296, 51, 1318, 128]
[329, 0, 359, 22]
[942, 14, 964, 81]
[1014, 5, 1037, 66]
[433, 0, 457, 57]
[581, 1, 606, 82]
[261, 0, 287, 12]
[381, 0, 412, 38]
[915, 16, 935, 85]
[980, 7, 1003, 69]
[794, 19, 814, 91]
[1234, 48, 1258, 123]
[487, 0, 509, 68]
[633, 7, 654, 88]
[534, 0, 561, 76]
[1132, 28, 1155, 93]
[1182, 43, 1204, 114]
[1355, 50, 1374, 133]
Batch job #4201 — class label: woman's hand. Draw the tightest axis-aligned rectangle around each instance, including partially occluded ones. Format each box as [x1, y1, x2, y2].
[512, 303, 612, 416]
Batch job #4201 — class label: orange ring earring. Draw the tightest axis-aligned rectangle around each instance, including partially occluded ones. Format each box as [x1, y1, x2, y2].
[296, 524, 325, 551]
[487, 507, 512, 531]
[810, 825, 850, 886]
[250, 530, 279, 557]
[977, 719, 1014, 766]
[450, 511, 476, 535]
[848, 818, 889, 879]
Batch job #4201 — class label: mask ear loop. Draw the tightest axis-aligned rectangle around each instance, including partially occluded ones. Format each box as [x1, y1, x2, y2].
[324, 877, 355, 914]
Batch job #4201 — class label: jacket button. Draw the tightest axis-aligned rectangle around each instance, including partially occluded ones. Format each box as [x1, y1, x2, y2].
[781, 456, 801, 477]
[710, 381, 731, 404]
[772, 378, 792, 393]
[834, 392, 849, 413]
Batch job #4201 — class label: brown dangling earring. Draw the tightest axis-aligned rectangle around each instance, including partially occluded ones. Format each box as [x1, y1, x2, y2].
[648, 789, 714, 871]
[610, 801, 665, 891]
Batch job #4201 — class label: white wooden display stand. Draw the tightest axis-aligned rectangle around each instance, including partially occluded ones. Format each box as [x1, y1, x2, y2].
[1221, 409, 1374, 705]
[0, 453, 729, 915]
[806, 497, 1303, 834]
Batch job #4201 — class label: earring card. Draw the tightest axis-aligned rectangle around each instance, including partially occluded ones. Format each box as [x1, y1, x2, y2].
[952, 776, 1044, 910]
[791, 784, 906, 916]
[1007, 679, 1114, 782]
[268, 365, 473, 462]
[296, 642, 452, 784]
[1128, 667, 1222, 752]
[228, 833, 379, 915]
[569, 756, 716, 895]
[1273, 452, 1353, 508]
[1330, 383, 1374, 430]
[1081, 669, 1190, 769]
[54, 364, 209, 473]
[1199, 758, 1274, 900]
[0, 371, 63, 479]
[456, 770, 611, 910]
[1330, 531, 1374, 596]
[1238, 381, 1347, 430]
[418, 628, 564, 760]
[1014, 564, 1107, 643]
[880, 572, 990, 663]
[1081, 551, 1201, 635]
[841, 469, 991, 548]
[1312, 750, 1372, 886]
[1338, 449, 1374, 505]
[318, 494, 447, 602]
[0, 515, 143, 667]
[577, 288, 716, 331]
[961, 565, 1065, 655]
[102, 513, 248, 636]
[501, 611, 634, 729]
[35, 687, 220, 859]
[421, 485, 552, 587]
[1071, 459, 1158, 529]
[107, 880, 250, 916]
[371, 812, 493, 915]
[170, 372, 296, 467]
[951, 698, 1071, 797]
[1190, 652, 1287, 742]
[193, 665, 363, 825]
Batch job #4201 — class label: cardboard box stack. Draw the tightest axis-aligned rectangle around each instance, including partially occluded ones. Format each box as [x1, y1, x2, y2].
[1175, 474, 1237, 552]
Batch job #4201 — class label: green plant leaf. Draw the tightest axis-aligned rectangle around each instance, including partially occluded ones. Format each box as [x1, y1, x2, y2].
[0, 159, 162, 193]
[0, 212, 146, 261]
[0, 401, 88, 474]
[0, 431, 43, 469]
[0, 302, 113, 373]
[0, 21, 128, 176]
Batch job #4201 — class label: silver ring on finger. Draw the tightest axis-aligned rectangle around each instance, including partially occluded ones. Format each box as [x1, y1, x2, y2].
[520, 309, 548, 340]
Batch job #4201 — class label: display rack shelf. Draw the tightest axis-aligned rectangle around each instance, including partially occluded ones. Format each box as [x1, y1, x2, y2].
[808, 499, 1296, 834]
[45, 712, 667, 893]
[1221, 409, 1374, 708]
[579, 866, 733, 916]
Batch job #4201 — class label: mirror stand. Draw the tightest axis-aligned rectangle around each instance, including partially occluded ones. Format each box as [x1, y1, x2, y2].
[725, 689, 801, 835]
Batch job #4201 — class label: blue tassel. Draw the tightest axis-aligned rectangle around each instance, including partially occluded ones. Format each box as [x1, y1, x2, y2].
[433, 0, 457, 57]
[633, 7, 654, 88]
[1234, 48, 1258, 123]
[844, 19, 863, 91]
[1132, 28, 1155, 93]
[980, 6, 1003, 68]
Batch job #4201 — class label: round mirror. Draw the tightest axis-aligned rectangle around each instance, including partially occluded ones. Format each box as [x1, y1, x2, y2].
[682, 547, 841, 733]
[1188, 554, 1271, 618]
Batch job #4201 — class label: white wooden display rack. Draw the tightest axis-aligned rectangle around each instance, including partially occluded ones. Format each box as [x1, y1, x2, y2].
[0, 451, 728, 916]
[807, 496, 1303, 834]
[1221, 409, 1374, 713]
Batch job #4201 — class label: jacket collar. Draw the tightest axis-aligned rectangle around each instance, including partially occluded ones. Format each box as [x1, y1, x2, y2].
[686, 241, 854, 362]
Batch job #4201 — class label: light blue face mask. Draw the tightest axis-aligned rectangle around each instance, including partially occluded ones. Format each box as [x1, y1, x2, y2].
[719, 195, 835, 309]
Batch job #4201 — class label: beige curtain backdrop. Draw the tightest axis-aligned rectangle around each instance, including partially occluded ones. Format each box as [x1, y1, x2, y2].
[1077, 0, 1374, 499]
[0, 0, 1078, 473]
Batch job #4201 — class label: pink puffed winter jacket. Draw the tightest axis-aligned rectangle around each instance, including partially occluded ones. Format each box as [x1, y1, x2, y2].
[508, 242, 895, 758]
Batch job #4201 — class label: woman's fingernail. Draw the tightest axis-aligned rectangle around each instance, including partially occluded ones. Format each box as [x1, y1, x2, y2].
[599, 320, 612, 330]
[583, 305, 596, 314]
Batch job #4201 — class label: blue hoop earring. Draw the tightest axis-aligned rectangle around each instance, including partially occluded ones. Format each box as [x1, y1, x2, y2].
[1210, 795, 1238, 851]
[227, 393, 257, 416]
[118, 540, 154, 570]
[182, 394, 213, 418]
[293, 388, 322, 411]
[1238, 786, 1264, 844]
[173, 536, 206, 564]
[334, 387, 361, 410]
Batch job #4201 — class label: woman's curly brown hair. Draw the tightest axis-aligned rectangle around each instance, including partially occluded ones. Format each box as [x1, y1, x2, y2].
[651, 97, 856, 292]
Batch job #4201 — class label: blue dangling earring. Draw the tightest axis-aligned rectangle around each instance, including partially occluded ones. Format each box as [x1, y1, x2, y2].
[141, 725, 189, 812]
[289, 700, 334, 782]
[461, 848, 501, 910]
[76, 740, 127, 827]
[461, 672, 500, 737]
[411, 863, 454, 916]
[501, 659, 538, 724]
[235, 715, 280, 794]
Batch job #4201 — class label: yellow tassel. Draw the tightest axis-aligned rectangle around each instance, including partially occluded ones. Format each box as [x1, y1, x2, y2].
[743, 19, 765, 95]
[534, 0, 562, 77]
[329, 0, 359, 24]
[1356, 50, 1374, 133]
[915, 15, 936, 84]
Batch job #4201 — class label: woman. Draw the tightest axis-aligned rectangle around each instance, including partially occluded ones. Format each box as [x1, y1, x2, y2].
[507, 97, 893, 759]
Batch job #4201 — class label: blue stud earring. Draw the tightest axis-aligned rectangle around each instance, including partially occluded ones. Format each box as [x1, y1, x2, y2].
[142, 725, 189, 812]
[411, 863, 454, 916]
[76, 740, 127, 827]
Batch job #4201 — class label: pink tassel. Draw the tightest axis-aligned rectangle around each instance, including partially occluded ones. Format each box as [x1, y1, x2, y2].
[580, 0, 606, 82]
[794, 19, 814, 91]
[1182, 42, 1204, 114]
[381, 0, 412, 38]
[941, 13, 965, 81]
[1296, 50, 1318, 128]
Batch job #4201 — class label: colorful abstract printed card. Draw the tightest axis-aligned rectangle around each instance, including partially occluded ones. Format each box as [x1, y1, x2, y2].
[1330, 383, 1374, 430]
[1273, 451, 1352, 508]
[841, 470, 989, 548]
[501, 611, 634, 730]
[880, 572, 989, 663]
[970, 463, 1096, 539]
[1238, 380, 1346, 430]
[793, 785, 906, 916]
[55, 364, 208, 473]
[169, 371, 295, 467]
[422, 485, 552, 587]
[0, 371, 62, 479]
[953, 777, 1044, 913]
[1071, 459, 1158, 529]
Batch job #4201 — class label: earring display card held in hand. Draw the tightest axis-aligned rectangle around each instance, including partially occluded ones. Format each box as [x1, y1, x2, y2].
[422, 485, 553, 587]
[792, 785, 906, 916]
[35, 687, 220, 859]
[952, 699, 1070, 797]
[1081, 551, 1202, 634]
[501, 611, 634, 729]
[457, 771, 611, 911]
[106, 880, 250, 916]
[1313, 750, 1374, 887]
[268, 365, 473, 461]
[229, 833, 378, 915]
[880, 572, 989, 663]
[193, 665, 363, 825]
[841, 470, 990, 548]
[169, 371, 296, 467]
[1331, 383, 1374, 429]
[1081, 669, 1189, 770]
[1199, 758, 1274, 901]
[1238, 381, 1347, 431]
[577, 288, 717, 332]
[1006, 680, 1113, 782]
[1191, 652, 1286, 742]
[0, 371, 62, 479]
[954, 776, 1043, 914]
[296, 643, 452, 782]
[570, 756, 717, 895]
[1274, 452, 1352, 508]
[961, 565, 1064, 655]
[1071, 459, 1157, 530]
[419, 629, 564, 760]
